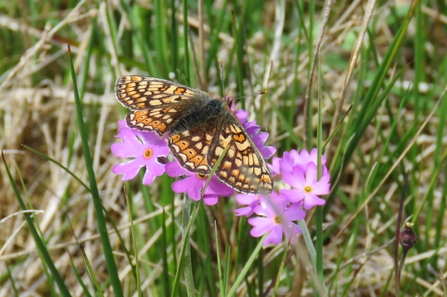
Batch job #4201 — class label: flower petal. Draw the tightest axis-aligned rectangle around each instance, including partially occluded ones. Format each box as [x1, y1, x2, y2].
[234, 206, 254, 217]
[172, 178, 199, 200]
[206, 178, 234, 197]
[165, 160, 189, 177]
[281, 189, 305, 203]
[284, 202, 306, 221]
[142, 162, 166, 185]
[112, 161, 143, 181]
[248, 217, 273, 237]
[203, 195, 219, 205]
[304, 163, 318, 184]
[283, 167, 306, 189]
[264, 225, 283, 245]
[303, 193, 326, 209]
[268, 157, 281, 175]
[236, 193, 260, 205]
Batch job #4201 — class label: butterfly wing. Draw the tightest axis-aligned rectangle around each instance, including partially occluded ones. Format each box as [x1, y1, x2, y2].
[115, 75, 210, 134]
[115, 75, 210, 109]
[168, 127, 215, 175]
[208, 113, 273, 194]
[126, 108, 181, 135]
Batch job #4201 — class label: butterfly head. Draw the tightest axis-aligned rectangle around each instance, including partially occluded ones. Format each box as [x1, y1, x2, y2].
[224, 96, 235, 110]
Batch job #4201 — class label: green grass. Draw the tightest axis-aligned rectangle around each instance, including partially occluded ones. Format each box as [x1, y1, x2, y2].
[1, 0, 446, 296]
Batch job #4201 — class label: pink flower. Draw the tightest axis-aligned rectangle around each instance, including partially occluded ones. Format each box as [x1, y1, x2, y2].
[165, 160, 234, 205]
[281, 163, 330, 209]
[248, 192, 306, 245]
[276, 148, 327, 175]
[111, 121, 169, 184]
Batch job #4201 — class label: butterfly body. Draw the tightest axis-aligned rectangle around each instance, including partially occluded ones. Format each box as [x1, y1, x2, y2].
[115, 75, 273, 194]
[170, 99, 227, 134]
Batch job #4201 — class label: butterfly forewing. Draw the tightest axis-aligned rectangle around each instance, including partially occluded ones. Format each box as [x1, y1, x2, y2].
[115, 75, 273, 194]
[116, 75, 203, 109]
[117, 76, 208, 134]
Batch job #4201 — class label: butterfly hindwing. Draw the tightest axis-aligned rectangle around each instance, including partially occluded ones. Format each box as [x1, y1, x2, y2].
[208, 114, 273, 194]
[168, 128, 215, 175]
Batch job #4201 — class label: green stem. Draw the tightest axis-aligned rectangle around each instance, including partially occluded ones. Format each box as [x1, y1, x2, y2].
[183, 197, 195, 296]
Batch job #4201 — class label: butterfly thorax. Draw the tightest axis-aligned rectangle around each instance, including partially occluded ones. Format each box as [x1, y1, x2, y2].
[170, 99, 227, 134]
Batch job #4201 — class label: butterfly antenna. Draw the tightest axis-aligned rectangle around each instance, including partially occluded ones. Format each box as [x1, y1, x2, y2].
[218, 59, 225, 95]
[234, 90, 268, 102]
[219, 58, 268, 102]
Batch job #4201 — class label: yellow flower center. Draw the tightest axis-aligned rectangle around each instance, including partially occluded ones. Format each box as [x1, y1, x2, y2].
[304, 186, 312, 193]
[274, 215, 283, 224]
[143, 148, 152, 159]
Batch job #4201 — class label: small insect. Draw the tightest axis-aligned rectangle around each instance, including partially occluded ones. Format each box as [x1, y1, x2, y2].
[115, 75, 272, 194]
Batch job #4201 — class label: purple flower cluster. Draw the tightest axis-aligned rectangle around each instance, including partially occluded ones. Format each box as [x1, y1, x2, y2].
[112, 108, 330, 246]
[235, 148, 331, 245]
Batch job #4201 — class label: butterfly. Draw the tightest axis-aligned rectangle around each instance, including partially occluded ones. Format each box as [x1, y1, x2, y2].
[115, 75, 273, 194]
